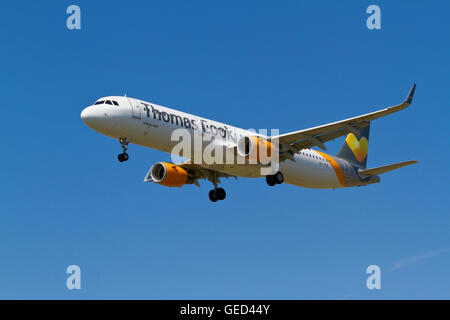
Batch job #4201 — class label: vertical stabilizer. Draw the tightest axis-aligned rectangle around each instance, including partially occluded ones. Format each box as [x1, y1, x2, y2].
[336, 124, 370, 168]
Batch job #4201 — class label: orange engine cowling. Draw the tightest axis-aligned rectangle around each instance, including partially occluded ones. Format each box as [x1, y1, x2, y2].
[150, 162, 188, 187]
[237, 136, 275, 163]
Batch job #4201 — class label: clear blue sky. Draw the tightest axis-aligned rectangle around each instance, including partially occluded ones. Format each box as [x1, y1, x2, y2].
[1, 1, 449, 299]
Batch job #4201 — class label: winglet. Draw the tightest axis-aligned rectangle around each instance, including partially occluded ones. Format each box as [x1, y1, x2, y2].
[405, 83, 416, 105]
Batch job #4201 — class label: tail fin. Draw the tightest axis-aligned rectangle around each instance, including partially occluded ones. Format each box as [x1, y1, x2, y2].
[336, 124, 370, 168]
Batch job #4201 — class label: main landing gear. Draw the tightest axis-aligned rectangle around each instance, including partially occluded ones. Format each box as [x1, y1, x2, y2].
[208, 171, 226, 202]
[118, 138, 129, 162]
[209, 188, 226, 202]
[266, 171, 284, 186]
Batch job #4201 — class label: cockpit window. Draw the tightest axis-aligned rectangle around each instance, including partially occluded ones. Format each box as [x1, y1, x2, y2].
[94, 99, 119, 106]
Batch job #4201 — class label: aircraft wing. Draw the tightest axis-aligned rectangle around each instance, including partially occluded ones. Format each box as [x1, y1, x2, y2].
[272, 84, 416, 155]
[180, 162, 236, 186]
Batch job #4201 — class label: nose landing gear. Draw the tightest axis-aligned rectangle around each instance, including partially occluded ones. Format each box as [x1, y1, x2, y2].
[118, 138, 129, 162]
[266, 171, 284, 186]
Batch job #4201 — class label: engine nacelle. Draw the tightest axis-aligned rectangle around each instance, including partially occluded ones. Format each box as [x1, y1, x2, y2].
[150, 162, 188, 187]
[237, 136, 275, 163]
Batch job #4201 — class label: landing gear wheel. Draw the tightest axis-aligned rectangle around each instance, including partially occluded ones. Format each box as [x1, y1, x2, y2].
[209, 188, 226, 202]
[216, 188, 226, 200]
[266, 172, 284, 186]
[209, 190, 218, 202]
[266, 175, 276, 186]
[274, 171, 284, 184]
[118, 138, 129, 162]
[118, 153, 129, 162]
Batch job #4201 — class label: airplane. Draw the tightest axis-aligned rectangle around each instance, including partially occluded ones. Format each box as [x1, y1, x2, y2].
[81, 84, 418, 202]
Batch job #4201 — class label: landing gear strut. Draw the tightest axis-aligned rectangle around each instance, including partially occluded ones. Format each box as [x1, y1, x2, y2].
[208, 171, 226, 202]
[118, 138, 129, 162]
[266, 171, 284, 186]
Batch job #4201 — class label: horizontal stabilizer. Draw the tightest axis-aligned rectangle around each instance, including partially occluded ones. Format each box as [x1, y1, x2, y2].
[359, 160, 419, 176]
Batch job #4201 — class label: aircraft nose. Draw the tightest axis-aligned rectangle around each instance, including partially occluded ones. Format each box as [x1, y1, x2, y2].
[81, 106, 94, 125]
[81, 106, 103, 129]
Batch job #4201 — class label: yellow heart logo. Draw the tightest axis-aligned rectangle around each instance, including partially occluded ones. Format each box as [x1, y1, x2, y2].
[346, 133, 368, 163]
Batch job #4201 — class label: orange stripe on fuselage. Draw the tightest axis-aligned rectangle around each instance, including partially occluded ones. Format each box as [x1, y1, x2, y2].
[315, 150, 345, 187]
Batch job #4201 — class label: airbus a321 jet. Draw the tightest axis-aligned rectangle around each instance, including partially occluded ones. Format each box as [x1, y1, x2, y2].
[81, 84, 418, 202]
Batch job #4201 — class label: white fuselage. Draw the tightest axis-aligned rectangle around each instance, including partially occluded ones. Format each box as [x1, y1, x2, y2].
[81, 96, 345, 189]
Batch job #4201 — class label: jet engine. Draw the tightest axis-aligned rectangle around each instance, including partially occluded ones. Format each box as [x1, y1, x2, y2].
[237, 136, 275, 163]
[150, 162, 188, 187]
